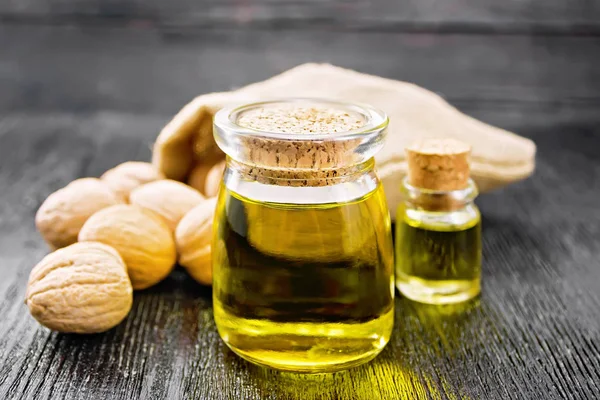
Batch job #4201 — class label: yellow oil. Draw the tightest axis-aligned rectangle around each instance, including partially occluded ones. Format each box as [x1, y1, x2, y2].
[395, 210, 481, 305]
[212, 184, 394, 373]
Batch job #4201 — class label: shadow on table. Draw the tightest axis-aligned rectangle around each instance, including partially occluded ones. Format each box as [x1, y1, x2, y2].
[140, 266, 213, 300]
[217, 296, 486, 399]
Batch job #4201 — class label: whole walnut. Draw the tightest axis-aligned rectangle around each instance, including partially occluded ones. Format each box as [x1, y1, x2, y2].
[35, 178, 123, 249]
[101, 161, 165, 202]
[25, 242, 133, 333]
[78, 204, 176, 290]
[175, 198, 217, 285]
[129, 180, 204, 231]
[204, 160, 225, 197]
[187, 161, 218, 195]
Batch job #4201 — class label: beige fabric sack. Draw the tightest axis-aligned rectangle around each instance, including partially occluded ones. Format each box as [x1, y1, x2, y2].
[153, 63, 536, 220]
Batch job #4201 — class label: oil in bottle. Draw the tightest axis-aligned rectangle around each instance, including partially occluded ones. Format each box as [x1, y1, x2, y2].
[395, 207, 481, 304]
[395, 138, 482, 305]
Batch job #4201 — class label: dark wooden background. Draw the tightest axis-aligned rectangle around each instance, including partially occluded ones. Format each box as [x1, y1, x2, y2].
[1, 1, 600, 399]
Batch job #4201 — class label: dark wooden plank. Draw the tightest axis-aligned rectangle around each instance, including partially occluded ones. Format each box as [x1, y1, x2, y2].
[0, 109, 599, 399]
[1, 0, 600, 32]
[1, 17, 599, 399]
[0, 25, 599, 117]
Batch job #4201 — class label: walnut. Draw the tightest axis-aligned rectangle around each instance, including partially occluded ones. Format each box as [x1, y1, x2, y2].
[187, 153, 224, 196]
[25, 242, 133, 333]
[187, 162, 214, 194]
[101, 161, 165, 202]
[35, 178, 123, 249]
[203, 160, 225, 197]
[78, 204, 176, 290]
[175, 198, 217, 285]
[129, 180, 205, 231]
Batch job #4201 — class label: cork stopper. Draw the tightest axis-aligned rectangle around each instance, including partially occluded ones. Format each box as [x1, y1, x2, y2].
[406, 138, 471, 191]
[234, 104, 367, 186]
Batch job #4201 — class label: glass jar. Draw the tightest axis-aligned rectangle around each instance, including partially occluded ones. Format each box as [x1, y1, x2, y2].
[395, 177, 481, 305]
[212, 98, 394, 373]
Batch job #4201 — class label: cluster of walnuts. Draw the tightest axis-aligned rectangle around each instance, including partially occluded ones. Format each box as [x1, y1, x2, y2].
[26, 160, 224, 334]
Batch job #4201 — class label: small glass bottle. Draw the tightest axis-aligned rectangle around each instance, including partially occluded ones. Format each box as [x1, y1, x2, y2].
[212, 98, 394, 373]
[395, 138, 481, 305]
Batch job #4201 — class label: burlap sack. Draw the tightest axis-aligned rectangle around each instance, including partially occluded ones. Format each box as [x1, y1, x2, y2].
[152, 63, 536, 219]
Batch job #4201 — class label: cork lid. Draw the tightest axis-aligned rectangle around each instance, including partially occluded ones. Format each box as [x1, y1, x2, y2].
[236, 104, 366, 134]
[213, 99, 388, 186]
[406, 138, 471, 191]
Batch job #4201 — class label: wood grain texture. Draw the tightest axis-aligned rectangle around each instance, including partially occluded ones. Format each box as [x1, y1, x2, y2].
[1, 0, 600, 33]
[1, 9, 600, 398]
[1, 25, 599, 117]
[0, 110, 599, 399]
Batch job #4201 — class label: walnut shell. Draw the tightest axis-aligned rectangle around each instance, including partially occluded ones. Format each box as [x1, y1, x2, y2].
[78, 204, 176, 290]
[204, 160, 225, 198]
[129, 180, 204, 231]
[25, 242, 133, 333]
[101, 161, 165, 202]
[187, 162, 214, 194]
[186, 153, 225, 195]
[175, 198, 217, 285]
[35, 178, 123, 249]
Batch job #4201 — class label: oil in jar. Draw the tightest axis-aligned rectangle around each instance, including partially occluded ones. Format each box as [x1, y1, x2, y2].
[212, 184, 394, 373]
[395, 138, 482, 305]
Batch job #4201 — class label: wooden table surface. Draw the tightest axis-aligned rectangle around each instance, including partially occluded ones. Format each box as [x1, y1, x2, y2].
[1, 2, 600, 399]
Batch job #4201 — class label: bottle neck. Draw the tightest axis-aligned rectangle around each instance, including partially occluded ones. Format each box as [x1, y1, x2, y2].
[400, 178, 479, 230]
[402, 177, 478, 212]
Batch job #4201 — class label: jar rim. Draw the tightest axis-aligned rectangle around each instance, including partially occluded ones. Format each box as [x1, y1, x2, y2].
[214, 98, 389, 142]
[213, 98, 389, 176]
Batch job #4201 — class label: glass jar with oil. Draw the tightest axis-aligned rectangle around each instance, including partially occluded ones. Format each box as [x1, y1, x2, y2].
[212, 99, 394, 373]
[395, 138, 482, 305]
